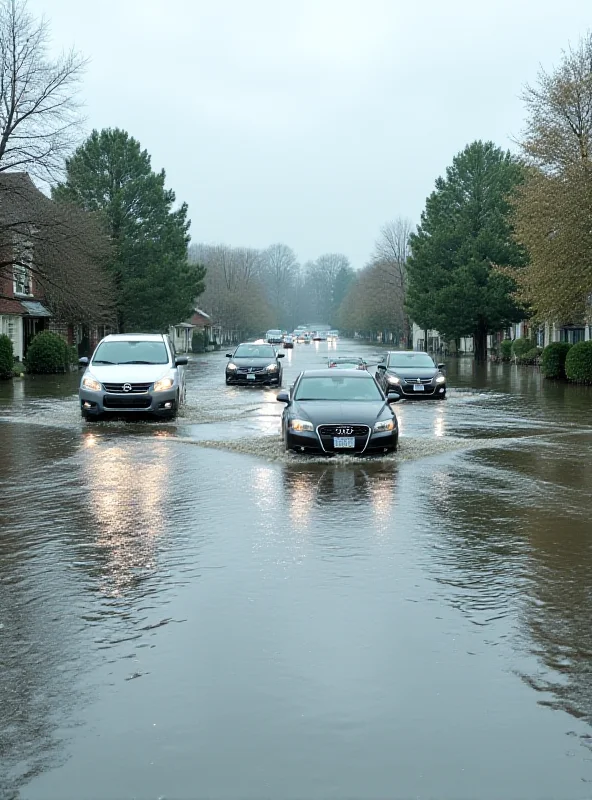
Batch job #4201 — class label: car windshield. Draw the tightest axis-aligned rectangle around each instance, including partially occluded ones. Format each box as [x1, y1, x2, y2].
[390, 353, 435, 368]
[92, 340, 169, 365]
[328, 359, 362, 368]
[234, 345, 276, 358]
[295, 376, 382, 401]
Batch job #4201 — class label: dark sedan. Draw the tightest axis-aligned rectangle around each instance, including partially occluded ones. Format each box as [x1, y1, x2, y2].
[277, 369, 398, 454]
[226, 343, 284, 386]
[375, 351, 446, 399]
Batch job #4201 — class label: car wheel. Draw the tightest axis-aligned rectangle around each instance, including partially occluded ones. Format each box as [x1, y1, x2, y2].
[82, 411, 100, 422]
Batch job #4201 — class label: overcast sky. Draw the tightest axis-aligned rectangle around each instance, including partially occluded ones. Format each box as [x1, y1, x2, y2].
[28, 0, 591, 268]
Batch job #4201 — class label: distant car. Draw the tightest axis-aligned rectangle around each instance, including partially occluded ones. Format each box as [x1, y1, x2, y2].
[327, 330, 339, 340]
[226, 342, 284, 386]
[303, 334, 311, 343]
[312, 332, 322, 341]
[328, 356, 367, 370]
[277, 369, 399, 454]
[265, 329, 283, 344]
[78, 333, 187, 420]
[283, 335, 294, 348]
[375, 351, 446, 399]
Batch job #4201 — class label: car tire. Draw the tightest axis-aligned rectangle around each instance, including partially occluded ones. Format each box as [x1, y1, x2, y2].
[81, 411, 100, 422]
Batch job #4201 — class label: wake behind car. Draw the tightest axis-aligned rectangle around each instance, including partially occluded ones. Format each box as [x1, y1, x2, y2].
[277, 369, 398, 454]
[79, 333, 187, 420]
[375, 351, 446, 399]
[226, 342, 284, 386]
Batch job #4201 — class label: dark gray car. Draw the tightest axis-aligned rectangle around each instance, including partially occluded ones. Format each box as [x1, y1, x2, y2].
[225, 342, 284, 386]
[375, 351, 446, 399]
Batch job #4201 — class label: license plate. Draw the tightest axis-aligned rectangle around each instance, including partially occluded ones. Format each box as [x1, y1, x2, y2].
[413, 384, 425, 391]
[247, 374, 256, 380]
[334, 437, 355, 448]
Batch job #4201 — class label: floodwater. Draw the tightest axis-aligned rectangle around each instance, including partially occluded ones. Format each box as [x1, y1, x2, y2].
[1, 340, 592, 800]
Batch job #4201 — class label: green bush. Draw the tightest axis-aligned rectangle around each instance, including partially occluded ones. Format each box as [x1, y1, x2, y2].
[519, 347, 542, 365]
[512, 337, 535, 358]
[191, 330, 205, 353]
[0, 334, 14, 379]
[26, 331, 69, 374]
[500, 339, 513, 360]
[541, 342, 572, 380]
[565, 341, 592, 384]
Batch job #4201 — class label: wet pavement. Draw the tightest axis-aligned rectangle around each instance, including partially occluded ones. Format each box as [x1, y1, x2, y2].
[1, 340, 592, 800]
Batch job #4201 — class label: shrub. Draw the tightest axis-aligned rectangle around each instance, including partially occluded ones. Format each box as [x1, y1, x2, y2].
[499, 339, 513, 360]
[519, 347, 542, 365]
[26, 331, 69, 374]
[512, 337, 535, 358]
[191, 330, 205, 353]
[541, 342, 572, 380]
[565, 341, 592, 384]
[0, 334, 14, 379]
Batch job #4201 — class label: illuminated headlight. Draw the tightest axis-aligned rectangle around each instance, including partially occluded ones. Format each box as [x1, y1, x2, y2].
[265, 363, 278, 372]
[435, 375, 446, 384]
[82, 375, 101, 392]
[374, 419, 395, 432]
[387, 375, 401, 385]
[290, 419, 314, 432]
[153, 377, 174, 392]
[227, 363, 238, 371]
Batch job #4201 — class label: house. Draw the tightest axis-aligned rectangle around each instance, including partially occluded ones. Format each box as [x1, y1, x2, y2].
[169, 308, 221, 352]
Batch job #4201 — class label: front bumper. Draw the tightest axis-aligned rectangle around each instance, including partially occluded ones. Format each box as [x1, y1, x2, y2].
[226, 371, 280, 385]
[286, 427, 398, 454]
[79, 386, 178, 416]
[388, 382, 446, 398]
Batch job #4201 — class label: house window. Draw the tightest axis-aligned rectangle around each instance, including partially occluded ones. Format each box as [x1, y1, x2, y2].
[560, 327, 585, 344]
[13, 265, 32, 296]
[0, 315, 17, 346]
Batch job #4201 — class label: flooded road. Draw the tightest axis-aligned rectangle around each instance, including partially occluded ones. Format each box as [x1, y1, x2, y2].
[1, 340, 592, 800]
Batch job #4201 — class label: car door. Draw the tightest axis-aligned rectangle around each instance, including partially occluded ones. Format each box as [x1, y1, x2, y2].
[376, 355, 387, 389]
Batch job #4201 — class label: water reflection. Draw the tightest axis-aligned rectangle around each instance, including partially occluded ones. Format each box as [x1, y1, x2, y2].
[81, 435, 172, 597]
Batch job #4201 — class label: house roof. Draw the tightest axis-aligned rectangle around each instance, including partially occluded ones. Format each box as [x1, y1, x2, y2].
[20, 300, 51, 317]
[0, 172, 48, 224]
[0, 298, 52, 317]
[189, 310, 212, 327]
[0, 298, 25, 315]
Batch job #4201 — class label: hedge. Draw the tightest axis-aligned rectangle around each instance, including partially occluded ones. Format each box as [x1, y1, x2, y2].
[519, 347, 542, 365]
[541, 342, 572, 380]
[0, 334, 13, 379]
[499, 339, 513, 360]
[512, 337, 535, 358]
[191, 330, 205, 353]
[26, 331, 70, 374]
[565, 341, 592, 384]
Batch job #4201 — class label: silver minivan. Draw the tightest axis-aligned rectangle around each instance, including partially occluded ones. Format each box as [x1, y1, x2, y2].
[78, 333, 187, 420]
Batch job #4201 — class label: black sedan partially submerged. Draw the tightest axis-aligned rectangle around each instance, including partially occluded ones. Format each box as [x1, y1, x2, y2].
[375, 351, 446, 399]
[277, 369, 398, 454]
[226, 343, 284, 386]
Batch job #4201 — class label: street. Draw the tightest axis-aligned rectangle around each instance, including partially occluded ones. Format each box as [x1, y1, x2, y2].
[2, 339, 592, 799]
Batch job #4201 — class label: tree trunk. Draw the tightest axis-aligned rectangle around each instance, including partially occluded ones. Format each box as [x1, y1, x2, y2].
[424, 328, 429, 353]
[474, 323, 488, 363]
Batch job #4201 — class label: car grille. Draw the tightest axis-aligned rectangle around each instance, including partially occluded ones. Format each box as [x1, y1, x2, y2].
[236, 367, 265, 374]
[103, 383, 151, 393]
[103, 396, 152, 409]
[318, 424, 369, 437]
[404, 377, 433, 385]
[317, 424, 371, 453]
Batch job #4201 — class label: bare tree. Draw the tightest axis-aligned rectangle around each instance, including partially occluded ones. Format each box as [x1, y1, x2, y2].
[261, 243, 298, 324]
[0, 0, 86, 182]
[0, 172, 114, 322]
[372, 216, 414, 345]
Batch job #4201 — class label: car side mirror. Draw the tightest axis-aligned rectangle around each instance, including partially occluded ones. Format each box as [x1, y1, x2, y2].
[78, 357, 89, 366]
[175, 356, 188, 366]
[377, 364, 386, 371]
[438, 363, 445, 370]
[225, 353, 233, 358]
[277, 353, 285, 358]
[276, 390, 290, 403]
[387, 392, 399, 403]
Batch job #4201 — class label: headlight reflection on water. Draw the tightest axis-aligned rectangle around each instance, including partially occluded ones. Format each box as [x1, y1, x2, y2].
[82, 442, 171, 597]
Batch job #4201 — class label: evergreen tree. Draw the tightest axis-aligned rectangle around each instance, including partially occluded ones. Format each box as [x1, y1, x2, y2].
[53, 128, 205, 331]
[407, 141, 526, 360]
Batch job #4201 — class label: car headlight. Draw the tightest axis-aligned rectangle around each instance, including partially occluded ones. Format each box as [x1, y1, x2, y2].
[387, 375, 401, 385]
[290, 418, 314, 432]
[374, 418, 395, 432]
[435, 375, 446, 384]
[82, 375, 101, 392]
[227, 363, 237, 371]
[266, 363, 278, 372]
[153, 377, 174, 392]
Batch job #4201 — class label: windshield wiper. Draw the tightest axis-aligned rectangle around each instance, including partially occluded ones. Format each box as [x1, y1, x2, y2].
[117, 360, 160, 365]
[92, 360, 116, 365]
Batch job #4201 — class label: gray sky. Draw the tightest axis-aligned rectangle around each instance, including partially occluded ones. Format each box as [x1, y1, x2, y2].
[29, 0, 591, 268]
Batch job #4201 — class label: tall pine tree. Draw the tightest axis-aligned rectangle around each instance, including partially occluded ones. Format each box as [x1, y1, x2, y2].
[407, 141, 526, 361]
[53, 128, 205, 332]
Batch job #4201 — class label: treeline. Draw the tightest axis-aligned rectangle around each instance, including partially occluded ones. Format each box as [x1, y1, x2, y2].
[192, 243, 355, 337]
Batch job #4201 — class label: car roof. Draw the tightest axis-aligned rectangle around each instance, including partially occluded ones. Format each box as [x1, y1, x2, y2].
[101, 333, 165, 342]
[329, 356, 363, 361]
[388, 350, 431, 356]
[299, 369, 373, 378]
[237, 341, 275, 347]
